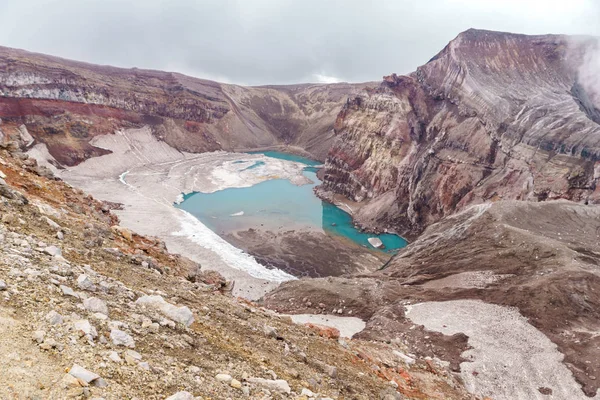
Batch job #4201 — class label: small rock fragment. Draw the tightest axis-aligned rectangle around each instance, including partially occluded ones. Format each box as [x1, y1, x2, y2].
[393, 350, 415, 365]
[69, 364, 100, 384]
[74, 319, 97, 339]
[44, 245, 62, 257]
[110, 328, 135, 348]
[108, 351, 122, 363]
[304, 323, 340, 339]
[125, 349, 142, 361]
[165, 392, 195, 400]
[135, 295, 194, 327]
[83, 297, 108, 315]
[46, 310, 64, 325]
[215, 373, 233, 383]
[61, 373, 82, 389]
[44, 216, 60, 229]
[263, 325, 278, 338]
[32, 330, 46, 343]
[77, 274, 96, 291]
[247, 377, 291, 394]
[138, 362, 150, 370]
[325, 365, 338, 378]
[93, 377, 109, 387]
[60, 285, 78, 298]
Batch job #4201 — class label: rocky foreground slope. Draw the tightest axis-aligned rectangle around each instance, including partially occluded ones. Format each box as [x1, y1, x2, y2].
[1, 28, 600, 400]
[318, 29, 600, 239]
[0, 126, 472, 398]
[266, 200, 600, 398]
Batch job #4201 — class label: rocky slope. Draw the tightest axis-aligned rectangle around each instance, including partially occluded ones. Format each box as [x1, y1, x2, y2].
[0, 45, 372, 165]
[0, 123, 473, 398]
[265, 199, 600, 398]
[317, 29, 600, 239]
[2, 28, 600, 400]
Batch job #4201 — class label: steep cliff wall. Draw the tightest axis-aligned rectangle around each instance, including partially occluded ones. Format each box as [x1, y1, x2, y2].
[0, 46, 371, 164]
[318, 29, 600, 239]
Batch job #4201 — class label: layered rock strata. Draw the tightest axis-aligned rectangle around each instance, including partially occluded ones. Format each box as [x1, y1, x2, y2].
[318, 29, 600, 239]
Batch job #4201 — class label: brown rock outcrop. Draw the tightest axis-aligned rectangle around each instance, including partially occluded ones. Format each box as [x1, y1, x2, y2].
[318, 29, 600, 239]
[265, 199, 600, 396]
[0, 46, 373, 164]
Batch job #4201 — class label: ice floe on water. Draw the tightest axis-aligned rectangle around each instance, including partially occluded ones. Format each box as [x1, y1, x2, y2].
[174, 193, 185, 205]
[173, 209, 296, 283]
[205, 157, 305, 193]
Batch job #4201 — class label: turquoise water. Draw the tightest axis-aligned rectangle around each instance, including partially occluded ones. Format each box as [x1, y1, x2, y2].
[176, 152, 407, 253]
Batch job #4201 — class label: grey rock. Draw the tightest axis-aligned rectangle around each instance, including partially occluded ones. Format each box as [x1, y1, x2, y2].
[379, 388, 404, 399]
[44, 245, 62, 257]
[324, 364, 338, 378]
[74, 319, 97, 339]
[0, 280, 7, 291]
[32, 330, 46, 343]
[393, 350, 416, 365]
[263, 325, 278, 338]
[110, 328, 135, 348]
[45, 310, 64, 325]
[125, 349, 142, 361]
[215, 373, 232, 383]
[83, 297, 108, 315]
[165, 392, 194, 400]
[69, 364, 100, 384]
[18, 124, 34, 147]
[43, 216, 60, 229]
[135, 294, 194, 327]
[60, 285, 78, 298]
[93, 377, 109, 387]
[108, 351, 122, 363]
[77, 274, 96, 291]
[247, 378, 291, 394]
[188, 365, 201, 374]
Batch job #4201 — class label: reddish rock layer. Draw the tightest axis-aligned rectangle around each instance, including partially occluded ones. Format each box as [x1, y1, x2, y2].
[318, 29, 600, 239]
[0, 45, 372, 164]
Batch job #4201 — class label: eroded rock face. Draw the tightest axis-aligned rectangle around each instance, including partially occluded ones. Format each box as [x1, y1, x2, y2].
[0, 47, 372, 165]
[318, 29, 600, 239]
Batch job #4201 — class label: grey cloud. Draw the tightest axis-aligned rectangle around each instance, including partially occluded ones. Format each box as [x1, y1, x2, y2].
[576, 38, 600, 109]
[0, 0, 599, 85]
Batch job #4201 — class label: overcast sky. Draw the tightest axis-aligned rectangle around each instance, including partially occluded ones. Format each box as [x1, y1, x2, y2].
[0, 0, 599, 85]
